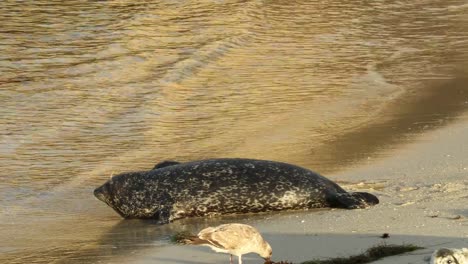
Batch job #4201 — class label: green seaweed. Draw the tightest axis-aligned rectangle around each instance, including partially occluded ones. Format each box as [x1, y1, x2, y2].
[299, 244, 423, 264]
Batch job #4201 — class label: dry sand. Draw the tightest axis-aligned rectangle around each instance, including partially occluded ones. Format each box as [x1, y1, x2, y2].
[112, 118, 467, 264]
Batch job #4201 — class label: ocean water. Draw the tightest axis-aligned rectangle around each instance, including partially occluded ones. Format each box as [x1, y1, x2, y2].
[1, 0, 467, 263]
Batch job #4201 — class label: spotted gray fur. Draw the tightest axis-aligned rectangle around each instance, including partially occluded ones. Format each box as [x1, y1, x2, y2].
[94, 158, 379, 224]
[431, 248, 468, 264]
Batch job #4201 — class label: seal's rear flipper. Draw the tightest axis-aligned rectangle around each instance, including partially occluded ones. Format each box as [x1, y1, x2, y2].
[153, 160, 181, 170]
[326, 192, 379, 209]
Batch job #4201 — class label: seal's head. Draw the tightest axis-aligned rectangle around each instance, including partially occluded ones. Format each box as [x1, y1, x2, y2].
[94, 181, 112, 205]
[94, 172, 163, 219]
[94, 176, 126, 216]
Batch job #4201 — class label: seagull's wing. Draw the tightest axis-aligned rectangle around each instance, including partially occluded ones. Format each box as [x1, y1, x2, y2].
[203, 223, 260, 250]
[195, 226, 229, 250]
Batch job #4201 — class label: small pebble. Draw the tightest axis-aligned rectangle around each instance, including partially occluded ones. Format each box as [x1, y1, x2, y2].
[380, 233, 390, 239]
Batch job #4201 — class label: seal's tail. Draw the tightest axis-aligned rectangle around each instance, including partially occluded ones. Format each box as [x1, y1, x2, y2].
[326, 192, 379, 209]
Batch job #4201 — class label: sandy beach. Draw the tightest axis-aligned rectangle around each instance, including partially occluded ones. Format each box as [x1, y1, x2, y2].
[118, 118, 468, 264]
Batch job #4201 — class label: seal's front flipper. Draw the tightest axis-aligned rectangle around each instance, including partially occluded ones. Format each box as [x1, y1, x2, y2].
[326, 192, 379, 209]
[156, 206, 172, 225]
[152, 160, 181, 170]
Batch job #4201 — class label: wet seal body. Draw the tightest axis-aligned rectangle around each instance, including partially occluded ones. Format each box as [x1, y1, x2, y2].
[94, 158, 379, 224]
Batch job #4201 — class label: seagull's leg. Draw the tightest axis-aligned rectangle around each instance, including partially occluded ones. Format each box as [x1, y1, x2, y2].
[238, 255, 242, 264]
[230, 254, 233, 264]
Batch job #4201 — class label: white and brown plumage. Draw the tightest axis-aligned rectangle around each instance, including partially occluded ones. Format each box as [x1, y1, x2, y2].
[183, 223, 272, 264]
[430, 248, 468, 264]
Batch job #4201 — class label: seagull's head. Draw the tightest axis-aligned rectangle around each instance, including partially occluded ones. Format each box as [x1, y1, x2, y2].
[260, 241, 272, 263]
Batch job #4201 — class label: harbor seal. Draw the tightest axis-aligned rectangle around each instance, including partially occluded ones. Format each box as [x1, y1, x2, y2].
[430, 248, 468, 264]
[94, 158, 379, 223]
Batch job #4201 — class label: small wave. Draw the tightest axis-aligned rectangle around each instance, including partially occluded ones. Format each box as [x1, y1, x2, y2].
[158, 34, 251, 86]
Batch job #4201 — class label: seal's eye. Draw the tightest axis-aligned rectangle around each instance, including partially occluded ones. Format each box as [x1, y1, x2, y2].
[447, 260, 452, 264]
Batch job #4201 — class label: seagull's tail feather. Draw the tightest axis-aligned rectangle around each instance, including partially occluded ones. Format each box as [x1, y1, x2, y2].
[171, 231, 224, 249]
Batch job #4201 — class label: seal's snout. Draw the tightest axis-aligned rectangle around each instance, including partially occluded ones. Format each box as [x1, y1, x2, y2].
[94, 184, 109, 203]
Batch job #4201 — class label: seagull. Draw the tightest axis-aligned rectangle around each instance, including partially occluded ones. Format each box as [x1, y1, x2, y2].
[430, 248, 468, 264]
[183, 223, 272, 264]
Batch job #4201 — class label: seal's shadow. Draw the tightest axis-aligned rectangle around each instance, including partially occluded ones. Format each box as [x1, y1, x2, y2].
[55, 219, 193, 263]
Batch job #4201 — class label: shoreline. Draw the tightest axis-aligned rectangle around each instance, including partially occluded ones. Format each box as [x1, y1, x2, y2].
[307, 72, 468, 174]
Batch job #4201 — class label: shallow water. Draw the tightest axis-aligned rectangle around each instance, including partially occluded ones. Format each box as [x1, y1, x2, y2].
[1, 0, 468, 263]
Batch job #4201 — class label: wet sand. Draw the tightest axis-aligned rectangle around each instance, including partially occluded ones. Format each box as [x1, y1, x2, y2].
[309, 72, 468, 174]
